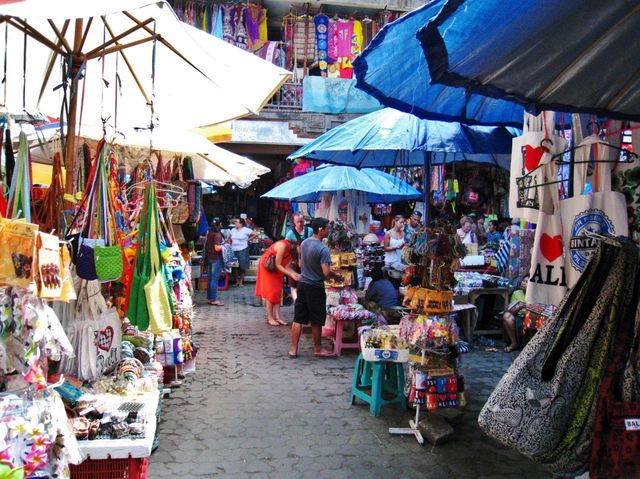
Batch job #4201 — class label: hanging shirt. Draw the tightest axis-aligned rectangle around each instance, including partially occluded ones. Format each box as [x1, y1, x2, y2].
[336, 19, 353, 58]
[351, 20, 363, 58]
[244, 3, 262, 50]
[234, 4, 249, 50]
[327, 18, 338, 62]
[213, 5, 224, 39]
[258, 8, 268, 44]
[222, 4, 236, 44]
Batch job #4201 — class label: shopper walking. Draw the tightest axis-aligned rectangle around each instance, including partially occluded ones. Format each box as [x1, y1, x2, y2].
[289, 217, 342, 358]
[204, 218, 225, 306]
[228, 217, 257, 287]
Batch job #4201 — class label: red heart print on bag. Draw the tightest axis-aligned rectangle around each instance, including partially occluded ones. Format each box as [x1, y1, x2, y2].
[96, 326, 114, 352]
[524, 144, 544, 171]
[540, 234, 563, 262]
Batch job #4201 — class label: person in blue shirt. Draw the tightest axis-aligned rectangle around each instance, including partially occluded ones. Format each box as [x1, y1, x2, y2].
[485, 219, 502, 244]
[283, 212, 313, 301]
[364, 268, 401, 319]
[284, 212, 313, 243]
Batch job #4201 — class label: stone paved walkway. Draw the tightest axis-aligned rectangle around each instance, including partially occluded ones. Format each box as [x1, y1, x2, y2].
[148, 285, 551, 479]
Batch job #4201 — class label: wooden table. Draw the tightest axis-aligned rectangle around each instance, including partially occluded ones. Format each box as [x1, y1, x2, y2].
[452, 303, 478, 343]
[468, 287, 509, 337]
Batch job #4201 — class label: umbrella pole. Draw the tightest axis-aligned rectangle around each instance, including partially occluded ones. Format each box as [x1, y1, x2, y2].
[424, 152, 431, 224]
[64, 19, 84, 199]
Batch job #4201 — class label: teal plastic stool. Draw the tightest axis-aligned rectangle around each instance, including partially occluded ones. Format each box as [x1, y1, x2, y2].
[350, 353, 407, 416]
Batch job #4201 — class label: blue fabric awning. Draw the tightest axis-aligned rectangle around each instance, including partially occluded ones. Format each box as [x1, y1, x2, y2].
[352, 0, 526, 127]
[419, 0, 640, 122]
[261, 165, 421, 203]
[288, 108, 517, 169]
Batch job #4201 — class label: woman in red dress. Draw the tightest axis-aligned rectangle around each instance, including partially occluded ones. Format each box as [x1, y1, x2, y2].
[255, 240, 301, 326]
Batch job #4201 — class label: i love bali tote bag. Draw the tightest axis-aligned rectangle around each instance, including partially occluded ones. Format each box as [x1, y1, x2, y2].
[509, 111, 567, 223]
[560, 135, 629, 289]
[526, 160, 567, 307]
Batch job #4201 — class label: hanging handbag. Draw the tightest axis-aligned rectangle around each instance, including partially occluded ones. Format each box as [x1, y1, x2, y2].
[126, 187, 152, 330]
[94, 244, 124, 282]
[144, 190, 172, 334]
[0, 217, 39, 288]
[263, 252, 277, 272]
[560, 134, 629, 289]
[525, 162, 566, 307]
[509, 112, 566, 223]
[590, 288, 640, 478]
[478, 240, 627, 460]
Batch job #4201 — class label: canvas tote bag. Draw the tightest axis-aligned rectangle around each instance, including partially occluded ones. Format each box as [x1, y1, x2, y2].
[526, 160, 566, 307]
[509, 112, 566, 223]
[560, 135, 629, 289]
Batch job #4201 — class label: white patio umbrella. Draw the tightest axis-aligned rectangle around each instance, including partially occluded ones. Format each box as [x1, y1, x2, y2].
[0, 0, 288, 186]
[29, 123, 270, 187]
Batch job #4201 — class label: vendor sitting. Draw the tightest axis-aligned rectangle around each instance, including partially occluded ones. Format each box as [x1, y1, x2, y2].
[364, 268, 401, 322]
[502, 275, 528, 352]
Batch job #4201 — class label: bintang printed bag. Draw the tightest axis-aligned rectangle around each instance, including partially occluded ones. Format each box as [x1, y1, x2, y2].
[560, 135, 629, 289]
[478, 239, 631, 462]
[509, 111, 566, 223]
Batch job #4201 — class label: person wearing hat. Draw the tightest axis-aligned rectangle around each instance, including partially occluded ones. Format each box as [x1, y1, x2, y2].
[404, 211, 422, 243]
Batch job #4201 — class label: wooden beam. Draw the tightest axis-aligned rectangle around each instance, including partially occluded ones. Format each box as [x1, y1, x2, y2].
[78, 16, 93, 53]
[47, 19, 71, 53]
[102, 18, 150, 105]
[6, 17, 65, 55]
[86, 35, 154, 60]
[64, 18, 83, 197]
[38, 21, 69, 104]
[84, 16, 153, 59]
[122, 11, 208, 78]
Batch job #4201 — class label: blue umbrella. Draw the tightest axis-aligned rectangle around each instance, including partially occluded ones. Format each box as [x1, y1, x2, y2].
[352, 0, 526, 127]
[288, 108, 516, 169]
[261, 165, 421, 203]
[419, 0, 640, 122]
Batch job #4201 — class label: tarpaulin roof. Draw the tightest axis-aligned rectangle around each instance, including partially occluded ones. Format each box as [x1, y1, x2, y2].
[420, 0, 640, 121]
[352, 0, 526, 127]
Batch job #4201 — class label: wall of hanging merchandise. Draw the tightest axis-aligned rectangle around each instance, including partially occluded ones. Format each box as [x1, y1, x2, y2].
[0, 134, 210, 473]
[168, 0, 269, 51]
[166, 0, 401, 79]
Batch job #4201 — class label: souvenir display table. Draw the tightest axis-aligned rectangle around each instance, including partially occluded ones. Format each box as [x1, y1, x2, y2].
[451, 302, 478, 342]
[73, 391, 160, 461]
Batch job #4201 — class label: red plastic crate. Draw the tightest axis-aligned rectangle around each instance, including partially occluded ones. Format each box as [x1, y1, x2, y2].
[70, 457, 148, 479]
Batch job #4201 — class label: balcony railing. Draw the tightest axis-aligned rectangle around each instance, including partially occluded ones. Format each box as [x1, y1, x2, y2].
[263, 81, 303, 111]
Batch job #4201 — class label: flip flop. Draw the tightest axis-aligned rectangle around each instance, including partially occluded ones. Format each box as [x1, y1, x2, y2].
[288, 352, 297, 359]
[267, 320, 280, 326]
[208, 301, 224, 306]
[275, 319, 287, 326]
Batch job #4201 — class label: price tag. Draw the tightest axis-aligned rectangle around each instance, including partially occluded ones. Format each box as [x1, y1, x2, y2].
[624, 418, 640, 431]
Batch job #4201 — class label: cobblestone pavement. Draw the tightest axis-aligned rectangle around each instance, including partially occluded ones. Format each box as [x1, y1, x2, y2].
[148, 285, 551, 479]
